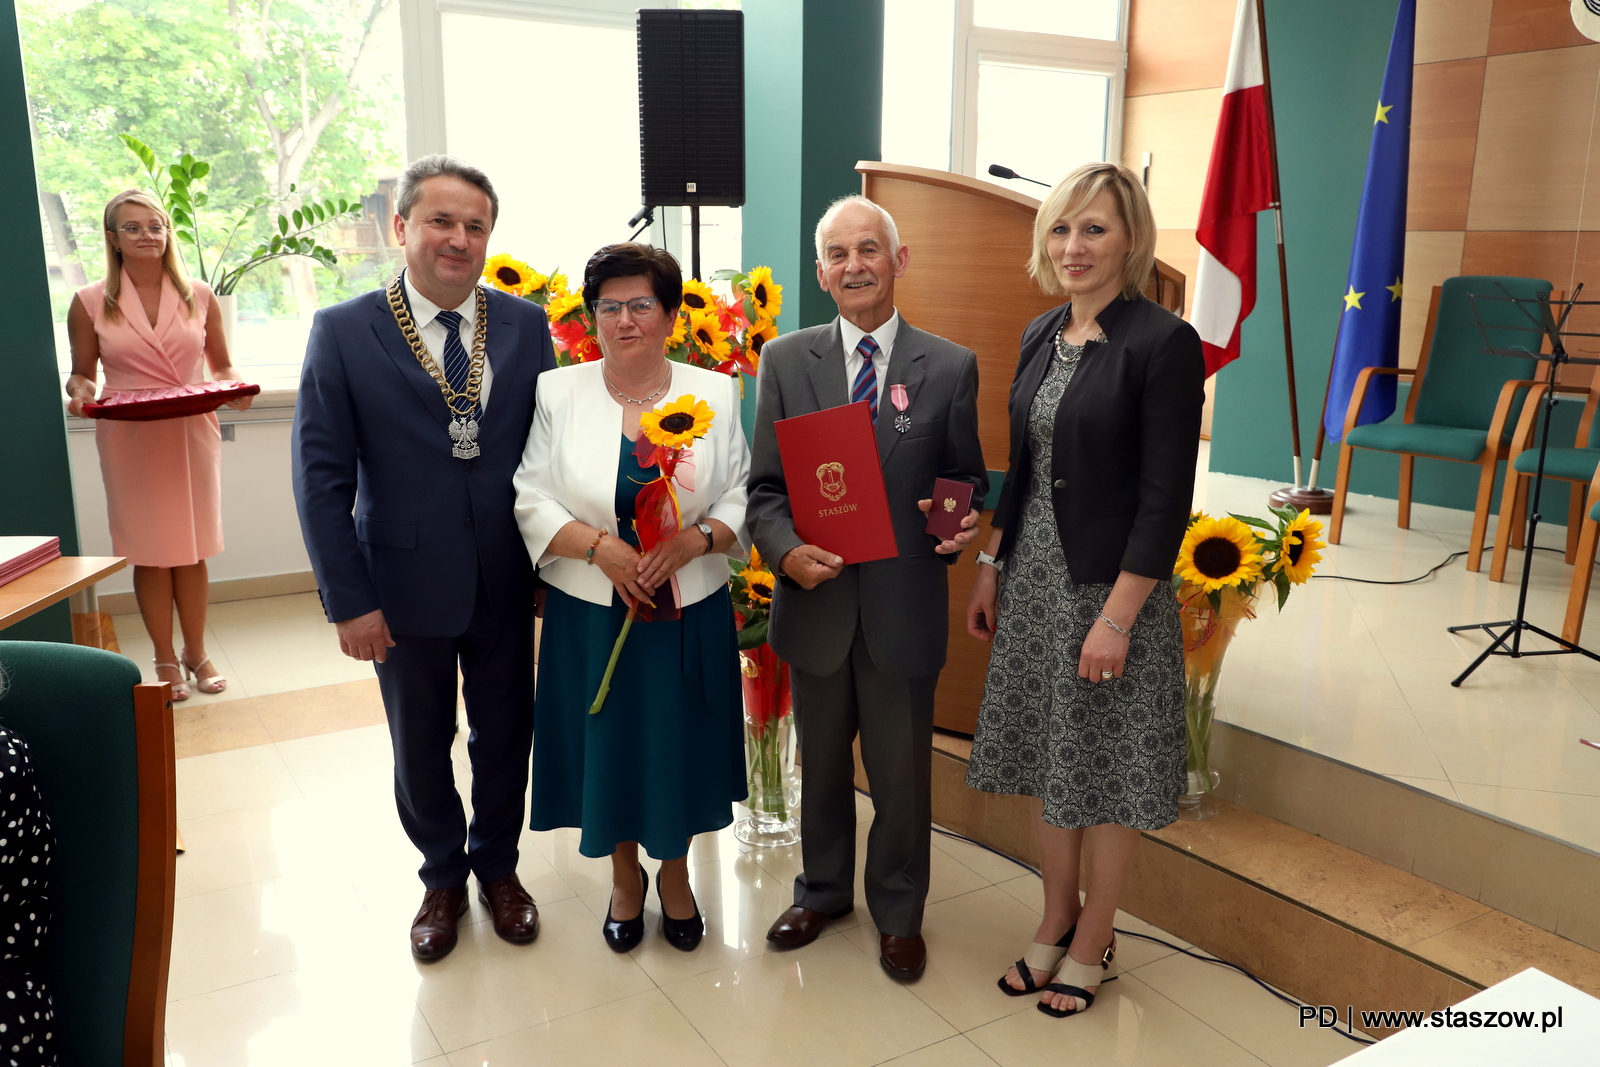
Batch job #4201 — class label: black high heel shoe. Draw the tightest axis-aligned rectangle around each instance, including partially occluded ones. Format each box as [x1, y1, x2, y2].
[656, 868, 704, 952]
[603, 864, 648, 953]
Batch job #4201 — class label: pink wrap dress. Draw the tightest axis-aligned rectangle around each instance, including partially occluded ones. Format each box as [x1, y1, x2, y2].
[76, 271, 223, 568]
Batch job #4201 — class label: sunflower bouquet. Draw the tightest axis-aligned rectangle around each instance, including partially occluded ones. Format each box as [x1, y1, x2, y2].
[1171, 505, 1326, 811]
[480, 255, 783, 377]
[588, 394, 716, 715]
[728, 547, 796, 830]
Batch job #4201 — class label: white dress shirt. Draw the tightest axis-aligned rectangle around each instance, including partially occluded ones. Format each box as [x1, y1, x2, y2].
[840, 309, 900, 403]
[404, 272, 494, 411]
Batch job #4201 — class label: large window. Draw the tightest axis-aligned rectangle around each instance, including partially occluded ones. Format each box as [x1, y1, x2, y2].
[881, 0, 1127, 190]
[23, 0, 740, 394]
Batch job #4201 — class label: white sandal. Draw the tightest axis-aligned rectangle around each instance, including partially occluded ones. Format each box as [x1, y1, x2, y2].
[153, 661, 191, 701]
[181, 651, 227, 694]
[1038, 937, 1117, 1018]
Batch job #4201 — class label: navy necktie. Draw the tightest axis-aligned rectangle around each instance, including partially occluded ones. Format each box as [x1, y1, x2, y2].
[432, 308, 473, 403]
[851, 335, 880, 423]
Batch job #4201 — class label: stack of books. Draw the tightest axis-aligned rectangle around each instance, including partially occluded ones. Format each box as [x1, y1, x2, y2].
[0, 536, 62, 589]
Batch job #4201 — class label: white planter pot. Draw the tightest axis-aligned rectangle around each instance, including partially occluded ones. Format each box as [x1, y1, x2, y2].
[215, 292, 238, 353]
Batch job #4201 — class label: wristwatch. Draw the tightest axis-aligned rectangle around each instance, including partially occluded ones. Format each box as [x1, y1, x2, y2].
[696, 521, 715, 554]
[976, 550, 1003, 573]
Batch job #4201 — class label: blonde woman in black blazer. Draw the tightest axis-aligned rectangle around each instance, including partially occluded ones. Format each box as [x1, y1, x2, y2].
[964, 163, 1204, 1020]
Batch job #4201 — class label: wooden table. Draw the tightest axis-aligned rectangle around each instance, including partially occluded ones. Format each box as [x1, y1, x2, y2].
[0, 556, 127, 640]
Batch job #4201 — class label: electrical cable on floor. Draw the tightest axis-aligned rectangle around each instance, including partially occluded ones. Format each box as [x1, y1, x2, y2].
[847, 786, 1378, 1046]
[1312, 542, 1569, 586]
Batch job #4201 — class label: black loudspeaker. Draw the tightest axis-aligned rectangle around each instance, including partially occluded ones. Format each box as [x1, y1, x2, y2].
[637, 9, 745, 208]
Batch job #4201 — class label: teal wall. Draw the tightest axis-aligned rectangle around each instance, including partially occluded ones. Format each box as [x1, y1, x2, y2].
[0, 3, 78, 642]
[1208, 0, 1568, 522]
[742, 0, 883, 332]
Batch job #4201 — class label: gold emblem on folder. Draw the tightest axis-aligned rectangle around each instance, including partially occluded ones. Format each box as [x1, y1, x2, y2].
[817, 462, 847, 502]
[942, 497, 957, 513]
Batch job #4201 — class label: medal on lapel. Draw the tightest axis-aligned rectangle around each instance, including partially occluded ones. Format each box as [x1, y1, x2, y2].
[890, 383, 911, 433]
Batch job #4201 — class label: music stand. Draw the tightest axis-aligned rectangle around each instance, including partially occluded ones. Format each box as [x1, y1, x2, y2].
[1448, 285, 1600, 686]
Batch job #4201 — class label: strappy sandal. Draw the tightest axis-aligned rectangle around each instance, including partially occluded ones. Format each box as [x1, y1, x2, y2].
[996, 923, 1075, 997]
[153, 661, 191, 702]
[1038, 936, 1117, 1019]
[182, 651, 227, 694]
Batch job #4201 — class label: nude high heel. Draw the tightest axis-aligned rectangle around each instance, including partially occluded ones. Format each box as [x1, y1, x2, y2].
[181, 651, 227, 694]
[153, 661, 191, 701]
[1038, 936, 1118, 1019]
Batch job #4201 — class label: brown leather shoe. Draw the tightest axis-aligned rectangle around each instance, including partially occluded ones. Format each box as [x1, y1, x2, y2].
[766, 904, 853, 948]
[879, 933, 927, 981]
[479, 873, 540, 943]
[410, 886, 468, 960]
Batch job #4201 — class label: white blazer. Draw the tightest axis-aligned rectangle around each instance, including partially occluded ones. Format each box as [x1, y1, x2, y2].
[514, 360, 751, 608]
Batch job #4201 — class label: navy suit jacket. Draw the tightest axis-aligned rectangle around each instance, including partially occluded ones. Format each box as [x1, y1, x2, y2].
[292, 284, 557, 636]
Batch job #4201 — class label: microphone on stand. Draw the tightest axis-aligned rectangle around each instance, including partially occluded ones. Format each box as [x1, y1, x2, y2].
[627, 205, 656, 241]
[988, 164, 1052, 189]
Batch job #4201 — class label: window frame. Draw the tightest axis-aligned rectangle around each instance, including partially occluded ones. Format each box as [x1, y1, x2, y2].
[950, 0, 1130, 180]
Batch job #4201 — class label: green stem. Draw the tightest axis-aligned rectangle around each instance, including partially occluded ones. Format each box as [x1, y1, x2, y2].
[588, 604, 637, 715]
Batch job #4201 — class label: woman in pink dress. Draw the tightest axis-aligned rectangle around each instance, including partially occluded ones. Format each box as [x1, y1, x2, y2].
[63, 190, 254, 701]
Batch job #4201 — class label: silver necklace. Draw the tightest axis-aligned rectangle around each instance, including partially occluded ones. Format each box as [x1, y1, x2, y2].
[603, 365, 672, 405]
[1054, 327, 1106, 366]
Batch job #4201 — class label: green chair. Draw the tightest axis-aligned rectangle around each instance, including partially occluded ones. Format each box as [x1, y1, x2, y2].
[0, 641, 175, 1067]
[1490, 366, 1600, 581]
[1329, 276, 1553, 572]
[1564, 462, 1600, 643]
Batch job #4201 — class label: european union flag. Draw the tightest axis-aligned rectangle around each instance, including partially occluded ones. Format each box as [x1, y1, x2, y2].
[1323, 0, 1415, 442]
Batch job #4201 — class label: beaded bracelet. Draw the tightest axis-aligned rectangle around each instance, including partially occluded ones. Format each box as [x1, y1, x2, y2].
[1096, 612, 1132, 637]
[585, 529, 606, 565]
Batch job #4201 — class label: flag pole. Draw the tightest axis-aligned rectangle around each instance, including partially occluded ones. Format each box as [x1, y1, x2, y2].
[1257, 0, 1331, 512]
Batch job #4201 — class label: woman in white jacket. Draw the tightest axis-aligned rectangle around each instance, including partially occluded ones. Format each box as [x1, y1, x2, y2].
[513, 243, 749, 955]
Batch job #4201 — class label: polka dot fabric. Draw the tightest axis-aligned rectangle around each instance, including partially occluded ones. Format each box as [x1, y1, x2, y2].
[0, 728, 56, 1065]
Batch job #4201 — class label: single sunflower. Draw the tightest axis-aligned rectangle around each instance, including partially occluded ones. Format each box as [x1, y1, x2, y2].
[546, 270, 568, 294]
[667, 310, 688, 349]
[1176, 515, 1264, 593]
[1274, 509, 1325, 584]
[482, 254, 541, 296]
[738, 562, 775, 605]
[688, 308, 732, 362]
[681, 278, 719, 313]
[640, 394, 715, 448]
[744, 266, 782, 322]
[546, 289, 585, 323]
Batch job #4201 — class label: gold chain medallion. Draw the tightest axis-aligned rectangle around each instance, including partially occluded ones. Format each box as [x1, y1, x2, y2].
[387, 275, 488, 458]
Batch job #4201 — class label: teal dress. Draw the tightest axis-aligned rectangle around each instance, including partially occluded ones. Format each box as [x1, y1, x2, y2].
[530, 434, 746, 859]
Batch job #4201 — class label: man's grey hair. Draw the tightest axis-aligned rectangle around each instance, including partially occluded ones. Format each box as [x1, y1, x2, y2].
[813, 195, 900, 261]
[395, 154, 500, 225]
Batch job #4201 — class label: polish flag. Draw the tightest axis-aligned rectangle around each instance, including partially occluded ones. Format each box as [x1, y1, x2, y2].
[1191, 0, 1273, 377]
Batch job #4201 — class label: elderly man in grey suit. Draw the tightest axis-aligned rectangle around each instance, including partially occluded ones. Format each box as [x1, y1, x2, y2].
[747, 195, 987, 980]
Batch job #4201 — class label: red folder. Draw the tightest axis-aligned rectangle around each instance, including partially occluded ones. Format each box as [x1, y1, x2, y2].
[924, 478, 975, 541]
[774, 401, 899, 564]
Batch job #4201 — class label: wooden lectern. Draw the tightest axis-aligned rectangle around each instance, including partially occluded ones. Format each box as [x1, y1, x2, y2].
[857, 162, 1185, 734]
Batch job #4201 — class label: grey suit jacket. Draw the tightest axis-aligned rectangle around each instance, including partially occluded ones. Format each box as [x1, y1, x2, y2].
[747, 317, 987, 679]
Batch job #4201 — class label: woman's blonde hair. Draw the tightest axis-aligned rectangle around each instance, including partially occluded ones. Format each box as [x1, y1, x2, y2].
[1028, 162, 1156, 300]
[102, 189, 197, 321]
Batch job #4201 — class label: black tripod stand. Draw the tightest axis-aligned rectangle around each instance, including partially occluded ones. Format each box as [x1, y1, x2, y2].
[1449, 286, 1600, 686]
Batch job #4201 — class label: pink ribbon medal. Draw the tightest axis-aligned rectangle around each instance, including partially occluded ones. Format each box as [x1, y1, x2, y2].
[890, 383, 911, 433]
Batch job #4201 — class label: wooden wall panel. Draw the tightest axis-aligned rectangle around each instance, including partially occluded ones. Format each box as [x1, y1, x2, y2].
[1467, 46, 1600, 231]
[1122, 88, 1224, 233]
[1409, 59, 1486, 231]
[1462, 230, 1600, 370]
[1417, 0, 1493, 64]
[1154, 230, 1202, 318]
[1399, 231, 1465, 368]
[1125, 0, 1233, 97]
[1489, 0, 1593, 55]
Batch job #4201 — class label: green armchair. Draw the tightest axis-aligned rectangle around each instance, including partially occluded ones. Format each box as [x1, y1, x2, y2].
[1329, 275, 1554, 572]
[0, 641, 175, 1066]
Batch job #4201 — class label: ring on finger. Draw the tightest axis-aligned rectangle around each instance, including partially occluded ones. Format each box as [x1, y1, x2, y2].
[1100, 670, 1114, 680]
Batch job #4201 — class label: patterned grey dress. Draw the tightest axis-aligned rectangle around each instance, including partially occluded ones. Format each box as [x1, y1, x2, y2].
[965, 330, 1186, 830]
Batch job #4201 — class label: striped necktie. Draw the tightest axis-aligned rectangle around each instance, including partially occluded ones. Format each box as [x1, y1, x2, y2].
[432, 308, 473, 402]
[851, 335, 880, 423]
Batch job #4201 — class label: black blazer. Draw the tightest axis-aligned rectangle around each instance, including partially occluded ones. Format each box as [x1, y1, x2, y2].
[991, 293, 1205, 583]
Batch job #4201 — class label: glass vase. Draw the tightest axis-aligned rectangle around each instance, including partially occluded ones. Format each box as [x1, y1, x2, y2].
[735, 644, 801, 846]
[1175, 581, 1257, 820]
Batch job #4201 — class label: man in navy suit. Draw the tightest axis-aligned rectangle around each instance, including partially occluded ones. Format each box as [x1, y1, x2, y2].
[292, 156, 556, 959]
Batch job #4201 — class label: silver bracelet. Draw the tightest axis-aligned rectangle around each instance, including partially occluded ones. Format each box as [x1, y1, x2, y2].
[1096, 612, 1131, 637]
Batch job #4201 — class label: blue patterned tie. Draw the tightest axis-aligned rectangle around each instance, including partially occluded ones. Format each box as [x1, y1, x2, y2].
[851, 335, 880, 423]
[432, 308, 473, 402]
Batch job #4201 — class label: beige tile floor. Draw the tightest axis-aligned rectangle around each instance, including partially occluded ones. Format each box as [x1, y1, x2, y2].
[163, 720, 1362, 1066]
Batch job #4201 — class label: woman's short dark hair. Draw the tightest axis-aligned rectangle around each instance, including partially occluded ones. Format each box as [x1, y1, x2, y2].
[582, 243, 683, 312]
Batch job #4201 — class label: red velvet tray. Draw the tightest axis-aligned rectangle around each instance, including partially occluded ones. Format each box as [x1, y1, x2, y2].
[83, 381, 260, 421]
